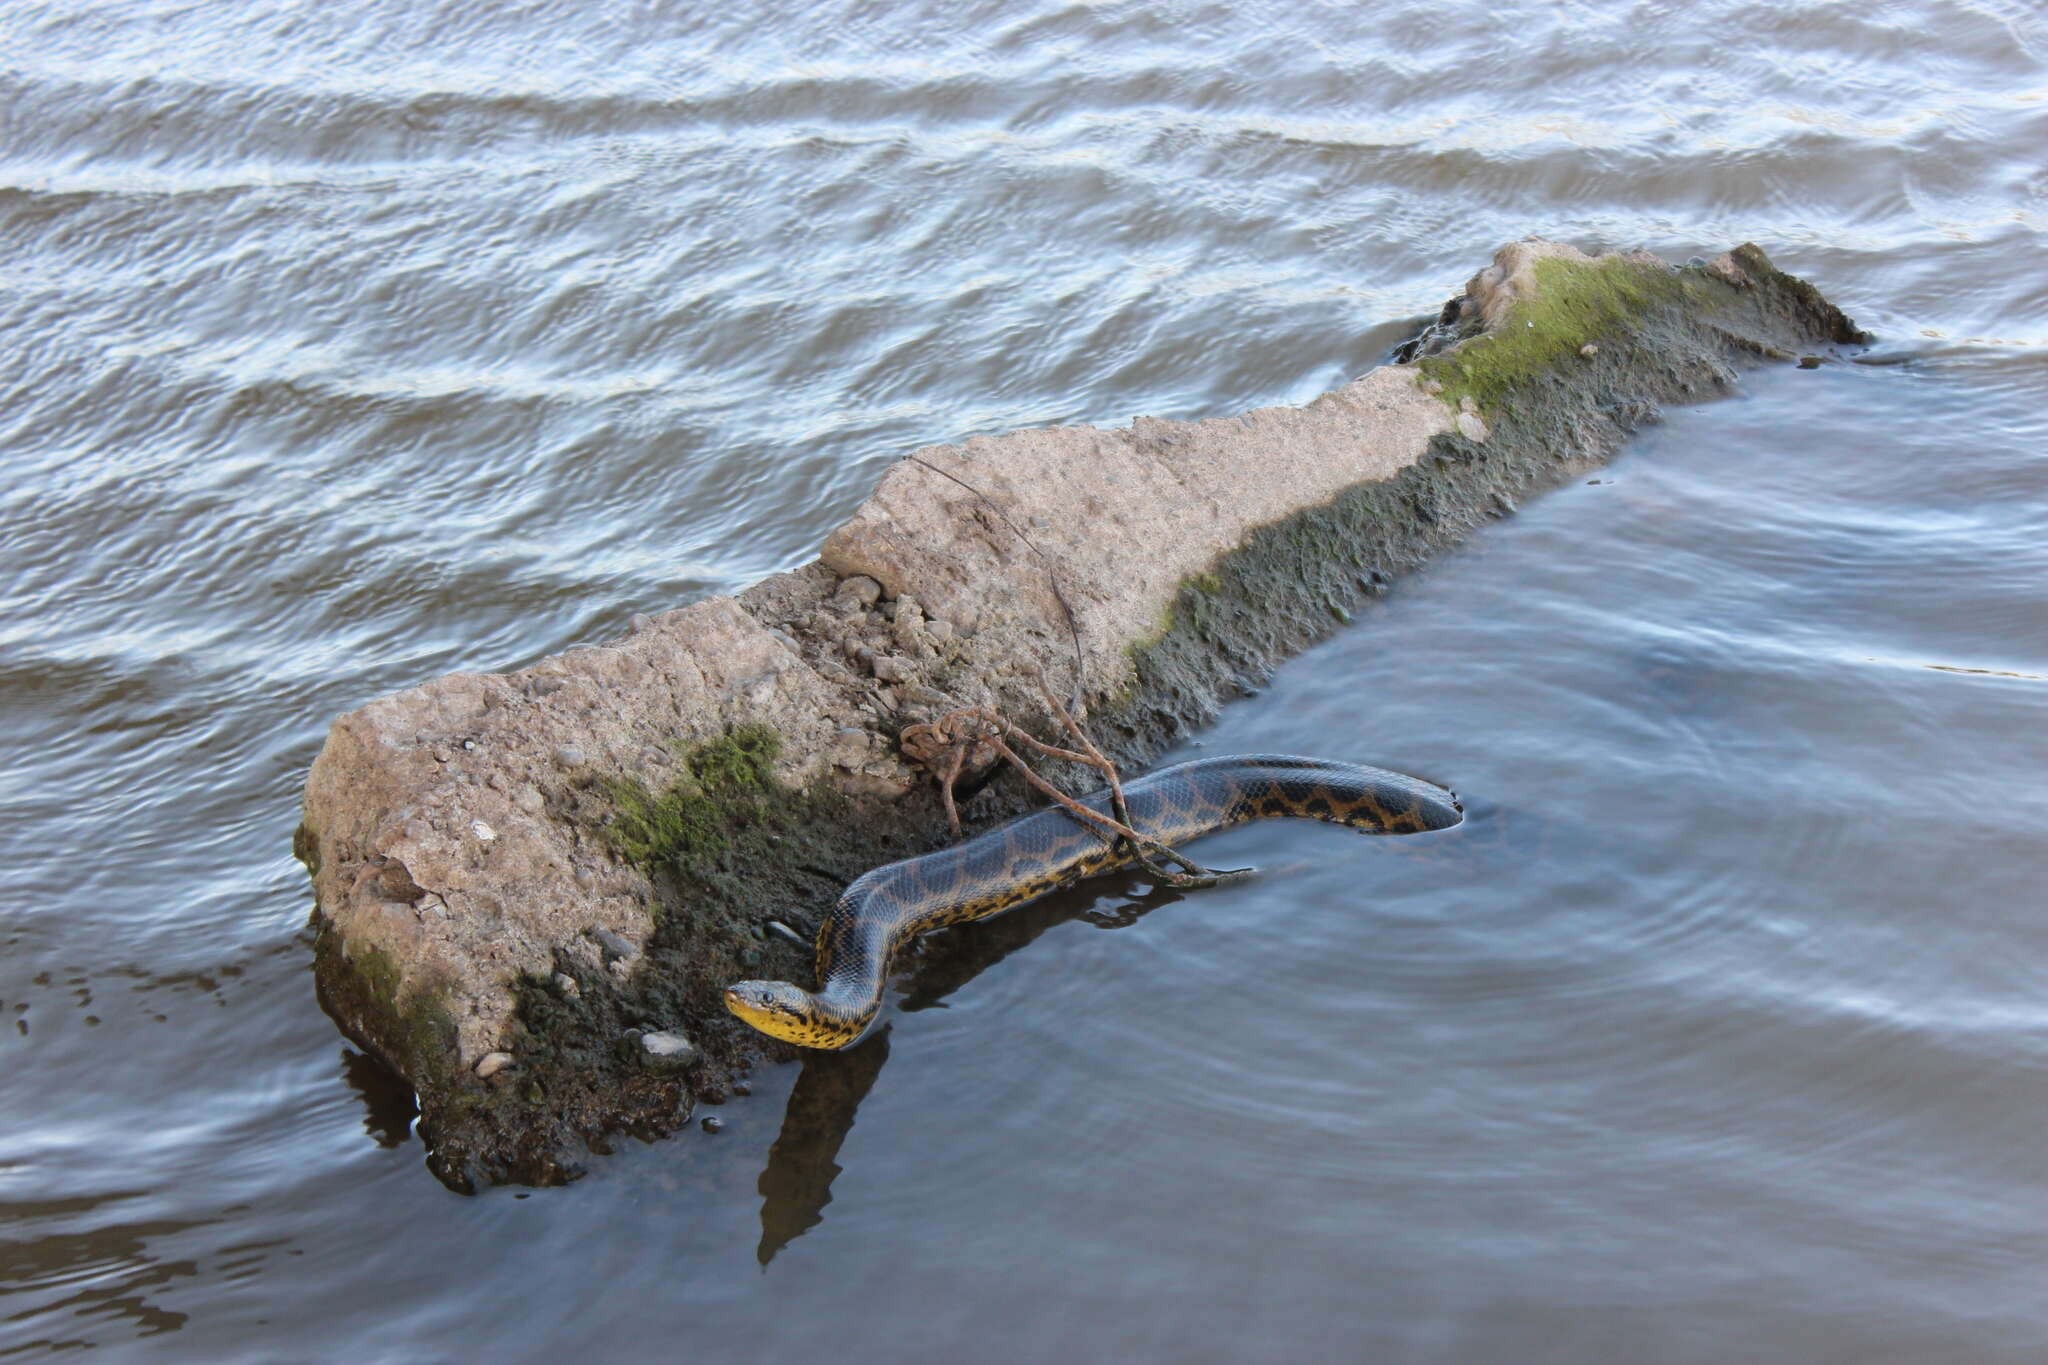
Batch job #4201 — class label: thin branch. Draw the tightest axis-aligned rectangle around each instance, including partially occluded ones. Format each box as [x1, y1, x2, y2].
[1034, 671, 1133, 833]
[939, 742, 965, 837]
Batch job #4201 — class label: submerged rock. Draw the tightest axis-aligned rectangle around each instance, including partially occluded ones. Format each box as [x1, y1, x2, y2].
[298, 240, 1865, 1190]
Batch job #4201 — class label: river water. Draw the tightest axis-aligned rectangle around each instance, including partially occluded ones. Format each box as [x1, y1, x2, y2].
[3, 0, 2045, 1359]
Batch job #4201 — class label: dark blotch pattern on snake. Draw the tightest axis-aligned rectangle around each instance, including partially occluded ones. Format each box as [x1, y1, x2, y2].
[724, 754, 1463, 1049]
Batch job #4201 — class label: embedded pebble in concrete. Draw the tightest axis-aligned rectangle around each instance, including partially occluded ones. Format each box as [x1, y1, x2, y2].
[639, 1031, 698, 1067]
[591, 928, 637, 964]
[834, 575, 882, 607]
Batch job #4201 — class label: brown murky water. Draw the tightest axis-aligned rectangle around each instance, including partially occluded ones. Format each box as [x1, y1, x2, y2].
[3, 0, 2046, 1359]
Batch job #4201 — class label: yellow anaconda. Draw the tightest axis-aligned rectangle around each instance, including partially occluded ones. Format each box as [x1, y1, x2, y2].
[724, 754, 1462, 1049]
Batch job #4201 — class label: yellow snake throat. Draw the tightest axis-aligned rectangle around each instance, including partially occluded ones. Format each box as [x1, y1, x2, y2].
[723, 753, 1462, 1049]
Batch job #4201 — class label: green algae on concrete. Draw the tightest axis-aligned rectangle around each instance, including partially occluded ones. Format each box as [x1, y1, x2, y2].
[599, 725, 793, 896]
[311, 933, 460, 1109]
[1416, 255, 1696, 411]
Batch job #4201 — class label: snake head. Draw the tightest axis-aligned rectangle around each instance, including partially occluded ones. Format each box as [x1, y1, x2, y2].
[724, 979, 823, 1046]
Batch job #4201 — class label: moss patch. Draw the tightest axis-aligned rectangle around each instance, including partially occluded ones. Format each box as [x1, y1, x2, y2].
[292, 821, 321, 877]
[1418, 256, 1695, 412]
[599, 724, 792, 898]
[315, 938, 457, 1085]
[309, 929, 491, 1185]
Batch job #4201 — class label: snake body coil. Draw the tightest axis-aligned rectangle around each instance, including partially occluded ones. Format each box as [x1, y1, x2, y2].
[724, 754, 1462, 1049]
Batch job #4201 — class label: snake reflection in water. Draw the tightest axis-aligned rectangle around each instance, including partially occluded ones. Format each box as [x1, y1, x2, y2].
[725, 754, 1464, 1049]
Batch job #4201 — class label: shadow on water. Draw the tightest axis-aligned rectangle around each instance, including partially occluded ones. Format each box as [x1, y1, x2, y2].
[753, 1026, 891, 1268]
[338, 1048, 418, 1150]
[753, 871, 1187, 1266]
[899, 869, 1189, 1014]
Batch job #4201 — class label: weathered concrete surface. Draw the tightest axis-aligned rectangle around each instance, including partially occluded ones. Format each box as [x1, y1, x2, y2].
[819, 362, 1457, 686]
[297, 240, 1866, 1188]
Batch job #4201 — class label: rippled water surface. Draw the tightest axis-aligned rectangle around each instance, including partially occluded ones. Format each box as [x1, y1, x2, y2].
[4, 0, 2046, 1358]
